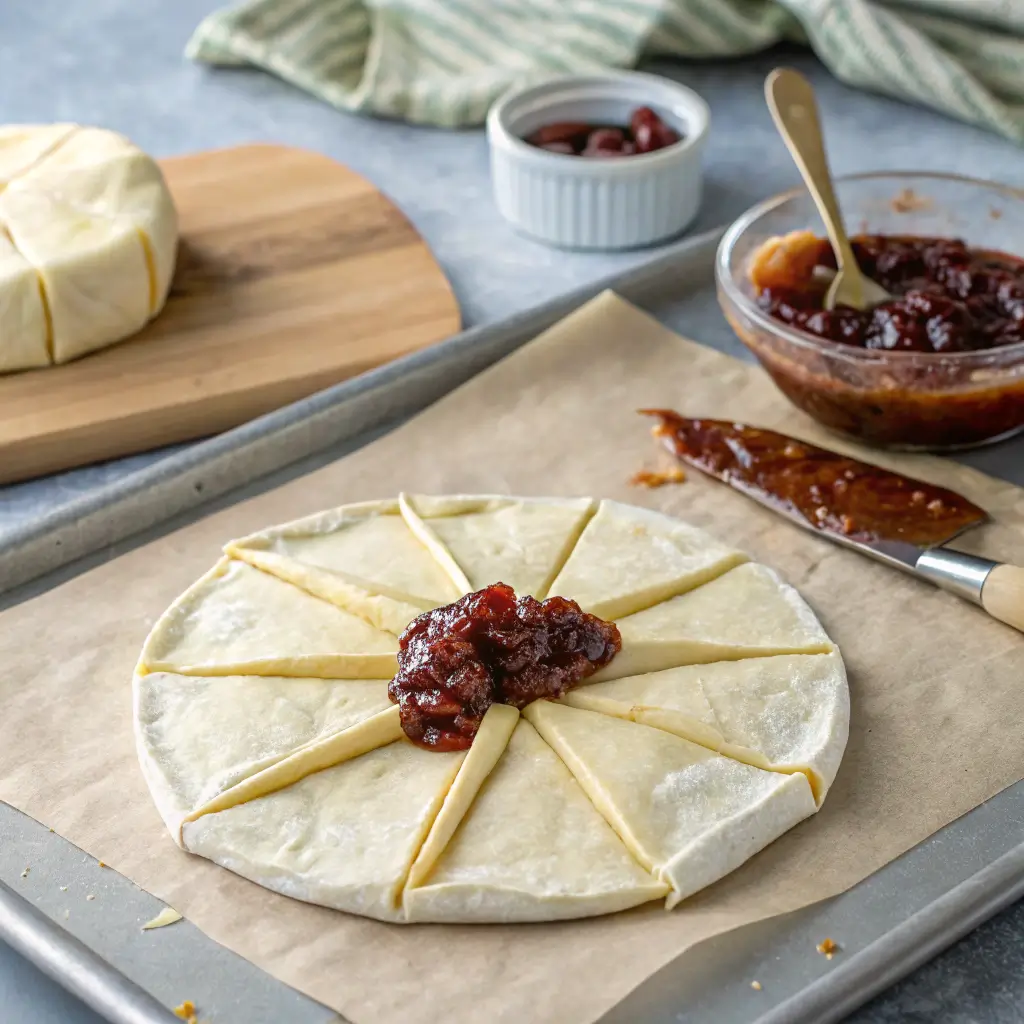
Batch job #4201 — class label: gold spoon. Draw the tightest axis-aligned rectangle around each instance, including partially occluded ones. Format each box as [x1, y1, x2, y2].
[765, 68, 890, 311]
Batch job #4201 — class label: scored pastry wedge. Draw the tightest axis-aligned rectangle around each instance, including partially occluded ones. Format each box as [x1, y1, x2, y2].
[398, 494, 595, 598]
[525, 700, 816, 906]
[547, 499, 747, 620]
[182, 736, 467, 922]
[590, 562, 834, 681]
[138, 558, 399, 678]
[227, 500, 459, 634]
[134, 673, 393, 839]
[404, 717, 669, 922]
[563, 651, 849, 804]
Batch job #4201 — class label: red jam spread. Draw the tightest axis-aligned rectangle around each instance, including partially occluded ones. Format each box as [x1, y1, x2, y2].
[753, 233, 1024, 353]
[388, 583, 621, 751]
[644, 411, 987, 547]
[526, 106, 681, 158]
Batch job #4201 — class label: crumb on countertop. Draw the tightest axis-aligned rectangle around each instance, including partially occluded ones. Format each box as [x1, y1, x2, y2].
[750, 980, 762, 991]
[20, 867, 29, 878]
[60, 885, 68, 892]
[990, 207, 1003, 220]
[86, 894, 96, 901]
[891, 188, 932, 213]
[98, 860, 108, 868]
[817, 937, 839, 960]
[143, 907, 184, 931]
[629, 466, 686, 489]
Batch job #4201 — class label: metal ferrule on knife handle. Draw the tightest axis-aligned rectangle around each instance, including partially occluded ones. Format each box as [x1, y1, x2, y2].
[914, 549, 997, 606]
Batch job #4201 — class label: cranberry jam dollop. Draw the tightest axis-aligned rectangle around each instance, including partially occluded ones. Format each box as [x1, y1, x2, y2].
[526, 106, 682, 158]
[388, 583, 621, 751]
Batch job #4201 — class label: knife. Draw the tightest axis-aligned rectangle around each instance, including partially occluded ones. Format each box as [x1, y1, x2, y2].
[642, 410, 1024, 634]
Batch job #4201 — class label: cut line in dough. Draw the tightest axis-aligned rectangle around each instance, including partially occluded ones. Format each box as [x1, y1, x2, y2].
[404, 718, 669, 923]
[405, 703, 520, 890]
[398, 493, 596, 599]
[133, 671, 393, 838]
[138, 558, 399, 679]
[566, 651, 849, 804]
[227, 499, 459, 632]
[525, 699, 816, 906]
[548, 499, 747, 620]
[183, 705, 404, 834]
[589, 562, 834, 681]
[182, 738, 466, 922]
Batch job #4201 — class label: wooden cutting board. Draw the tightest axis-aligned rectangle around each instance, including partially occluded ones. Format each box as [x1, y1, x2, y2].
[0, 144, 461, 486]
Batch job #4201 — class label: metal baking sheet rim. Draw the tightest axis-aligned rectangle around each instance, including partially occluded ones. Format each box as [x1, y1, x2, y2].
[2, 817, 1022, 1024]
[0, 225, 725, 595]
[760, 838, 1024, 1024]
[0, 878, 179, 1024]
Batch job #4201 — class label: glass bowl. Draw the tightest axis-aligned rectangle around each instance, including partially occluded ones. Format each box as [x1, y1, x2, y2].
[716, 172, 1024, 451]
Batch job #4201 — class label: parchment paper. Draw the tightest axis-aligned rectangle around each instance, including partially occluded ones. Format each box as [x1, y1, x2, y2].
[2, 293, 1023, 1024]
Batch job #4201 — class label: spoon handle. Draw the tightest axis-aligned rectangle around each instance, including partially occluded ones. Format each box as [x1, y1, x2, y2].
[764, 69, 859, 279]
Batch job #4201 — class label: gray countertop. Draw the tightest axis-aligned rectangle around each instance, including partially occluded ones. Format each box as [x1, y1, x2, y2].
[2, 2, 1023, 1022]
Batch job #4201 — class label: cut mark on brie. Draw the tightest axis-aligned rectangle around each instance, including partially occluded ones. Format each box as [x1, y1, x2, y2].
[135, 225, 158, 315]
[0, 124, 80, 195]
[35, 269, 54, 363]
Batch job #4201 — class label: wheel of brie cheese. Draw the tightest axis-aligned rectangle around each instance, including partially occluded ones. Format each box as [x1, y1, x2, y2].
[134, 495, 848, 923]
[0, 124, 177, 372]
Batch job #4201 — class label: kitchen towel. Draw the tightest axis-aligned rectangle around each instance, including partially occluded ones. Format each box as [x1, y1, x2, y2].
[188, 0, 1024, 139]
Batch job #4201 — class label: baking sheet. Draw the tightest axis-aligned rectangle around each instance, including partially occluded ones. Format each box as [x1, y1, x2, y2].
[2, 231, 1023, 1024]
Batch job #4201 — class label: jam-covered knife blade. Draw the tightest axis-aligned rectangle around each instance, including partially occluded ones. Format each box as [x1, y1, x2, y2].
[643, 410, 1024, 633]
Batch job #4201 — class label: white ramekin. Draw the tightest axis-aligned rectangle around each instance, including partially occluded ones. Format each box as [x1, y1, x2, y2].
[487, 72, 710, 251]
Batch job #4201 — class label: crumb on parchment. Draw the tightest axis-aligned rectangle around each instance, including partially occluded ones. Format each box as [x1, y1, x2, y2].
[98, 860, 108, 868]
[817, 937, 839, 959]
[629, 466, 686, 489]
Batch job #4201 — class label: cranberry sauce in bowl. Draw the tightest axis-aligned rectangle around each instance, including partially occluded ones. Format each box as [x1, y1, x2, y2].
[487, 72, 709, 250]
[752, 232, 1024, 354]
[716, 172, 1024, 451]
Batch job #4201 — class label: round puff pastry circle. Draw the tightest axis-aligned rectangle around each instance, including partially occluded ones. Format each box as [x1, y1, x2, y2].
[134, 494, 849, 924]
[0, 124, 178, 372]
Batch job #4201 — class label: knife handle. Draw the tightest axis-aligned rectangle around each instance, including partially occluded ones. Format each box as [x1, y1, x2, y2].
[982, 564, 1024, 633]
[915, 550, 1024, 634]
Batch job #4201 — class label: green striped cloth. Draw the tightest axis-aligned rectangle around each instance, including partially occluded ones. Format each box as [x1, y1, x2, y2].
[187, 0, 1024, 141]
